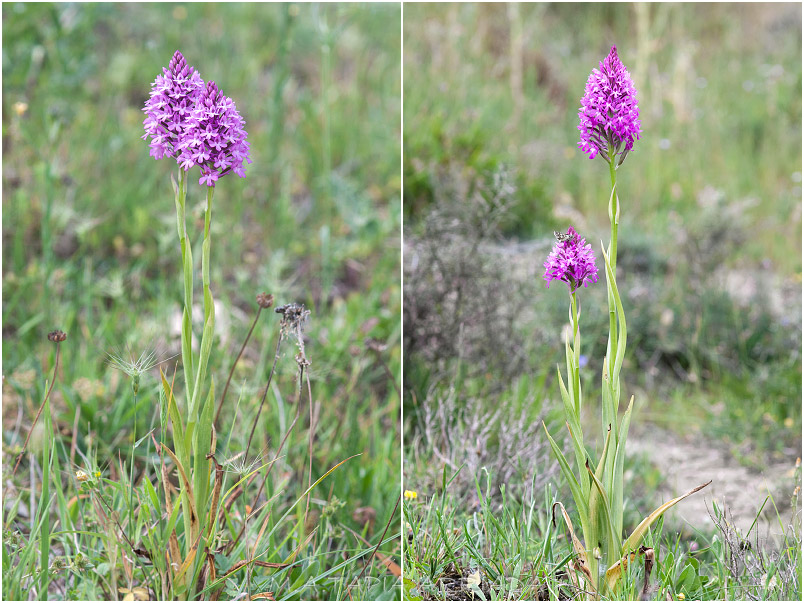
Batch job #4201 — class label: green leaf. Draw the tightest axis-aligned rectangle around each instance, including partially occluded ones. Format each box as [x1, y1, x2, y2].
[556, 368, 587, 492]
[543, 422, 588, 519]
[585, 456, 619, 568]
[192, 378, 216, 535]
[161, 370, 186, 461]
[609, 396, 634, 546]
[564, 326, 576, 407]
[181, 306, 194, 407]
[162, 445, 199, 547]
[202, 237, 211, 288]
[601, 246, 627, 388]
[190, 296, 215, 419]
[143, 476, 160, 513]
[134, 429, 155, 449]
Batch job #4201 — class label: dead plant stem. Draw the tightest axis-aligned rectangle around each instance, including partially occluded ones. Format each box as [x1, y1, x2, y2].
[214, 307, 264, 427]
[244, 333, 283, 461]
[12, 342, 61, 476]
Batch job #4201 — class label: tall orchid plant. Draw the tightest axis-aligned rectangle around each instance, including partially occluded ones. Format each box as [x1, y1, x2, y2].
[142, 50, 251, 595]
[542, 46, 709, 598]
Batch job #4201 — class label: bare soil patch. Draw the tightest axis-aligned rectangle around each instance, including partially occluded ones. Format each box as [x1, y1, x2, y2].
[628, 426, 799, 543]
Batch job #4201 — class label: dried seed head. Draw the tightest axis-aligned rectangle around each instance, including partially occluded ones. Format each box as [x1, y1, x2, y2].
[221, 450, 264, 477]
[106, 344, 177, 395]
[48, 330, 67, 343]
[256, 292, 274, 309]
[275, 303, 310, 332]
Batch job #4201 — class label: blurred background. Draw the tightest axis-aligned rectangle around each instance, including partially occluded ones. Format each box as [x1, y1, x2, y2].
[403, 2, 801, 538]
[3, 3, 400, 599]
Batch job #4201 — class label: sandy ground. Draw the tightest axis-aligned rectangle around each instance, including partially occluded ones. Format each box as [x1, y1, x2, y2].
[628, 427, 800, 544]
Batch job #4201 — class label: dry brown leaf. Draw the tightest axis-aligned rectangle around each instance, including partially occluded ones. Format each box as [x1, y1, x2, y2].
[466, 568, 482, 588]
[552, 501, 595, 594]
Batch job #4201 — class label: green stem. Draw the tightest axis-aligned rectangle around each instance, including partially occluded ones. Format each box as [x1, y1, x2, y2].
[321, 27, 332, 212]
[570, 290, 581, 416]
[608, 157, 618, 271]
[173, 168, 195, 560]
[175, 168, 194, 408]
[189, 186, 215, 422]
[39, 396, 51, 596]
[570, 289, 599, 593]
[187, 186, 216, 574]
[607, 155, 619, 383]
[128, 391, 137, 548]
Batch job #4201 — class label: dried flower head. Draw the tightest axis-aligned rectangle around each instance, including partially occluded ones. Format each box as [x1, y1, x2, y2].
[221, 450, 265, 477]
[176, 80, 251, 187]
[256, 292, 275, 309]
[276, 303, 310, 333]
[48, 330, 67, 343]
[142, 50, 206, 161]
[543, 227, 599, 293]
[578, 46, 641, 163]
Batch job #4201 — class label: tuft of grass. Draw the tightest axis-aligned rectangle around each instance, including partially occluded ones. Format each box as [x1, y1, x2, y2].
[403, 466, 802, 601]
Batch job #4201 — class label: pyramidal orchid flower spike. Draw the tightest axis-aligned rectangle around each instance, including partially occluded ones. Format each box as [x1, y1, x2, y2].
[543, 227, 599, 294]
[142, 50, 205, 161]
[177, 80, 251, 187]
[543, 45, 709, 599]
[578, 45, 641, 165]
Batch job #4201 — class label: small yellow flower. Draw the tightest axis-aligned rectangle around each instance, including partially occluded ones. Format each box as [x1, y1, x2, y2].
[75, 470, 90, 482]
[676, 594, 686, 601]
[784, 417, 794, 428]
[404, 490, 418, 500]
[13, 101, 28, 116]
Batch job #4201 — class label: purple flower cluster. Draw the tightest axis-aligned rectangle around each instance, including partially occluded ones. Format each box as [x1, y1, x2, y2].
[543, 227, 599, 293]
[142, 51, 205, 161]
[578, 46, 641, 162]
[177, 81, 251, 187]
[142, 51, 250, 187]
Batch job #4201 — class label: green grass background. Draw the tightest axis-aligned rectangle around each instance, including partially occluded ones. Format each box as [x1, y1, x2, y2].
[3, 3, 400, 600]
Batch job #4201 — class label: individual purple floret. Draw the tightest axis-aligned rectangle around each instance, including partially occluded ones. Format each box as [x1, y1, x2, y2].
[543, 227, 599, 293]
[142, 50, 206, 161]
[177, 80, 251, 187]
[578, 46, 641, 162]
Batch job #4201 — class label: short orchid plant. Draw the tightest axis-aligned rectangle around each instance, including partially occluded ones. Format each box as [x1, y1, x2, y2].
[542, 46, 710, 599]
[141, 50, 254, 597]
